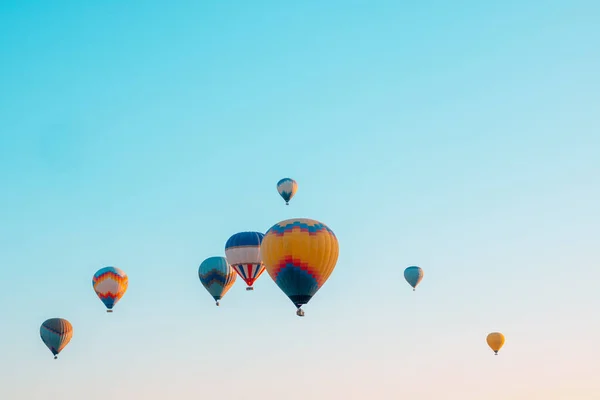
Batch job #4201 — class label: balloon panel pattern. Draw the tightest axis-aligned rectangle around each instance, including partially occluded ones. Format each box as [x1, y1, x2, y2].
[404, 266, 424, 289]
[40, 318, 73, 356]
[225, 232, 265, 286]
[198, 256, 237, 301]
[92, 266, 128, 310]
[277, 178, 298, 203]
[261, 218, 339, 307]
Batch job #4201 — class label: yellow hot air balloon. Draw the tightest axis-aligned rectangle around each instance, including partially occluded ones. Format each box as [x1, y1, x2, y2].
[486, 332, 505, 355]
[261, 218, 339, 317]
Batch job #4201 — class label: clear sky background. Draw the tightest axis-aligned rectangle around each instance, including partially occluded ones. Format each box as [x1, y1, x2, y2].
[1, 1, 599, 399]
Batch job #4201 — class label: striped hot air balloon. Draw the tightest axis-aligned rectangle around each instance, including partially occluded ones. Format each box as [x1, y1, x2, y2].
[198, 256, 237, 306]
[40, 318, 73, 359]
[261, 218, 339, 316]
[92, 266, 128, 312]
[276, 178, 298, 205]
[225, 231, 265, 290]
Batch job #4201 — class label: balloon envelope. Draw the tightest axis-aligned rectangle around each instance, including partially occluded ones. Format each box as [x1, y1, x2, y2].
[92, 266, 128, 311]
[404, 266, 424, 290]
[486, 332, 505, 354]
[276, 178, 298, 205]
[225, 231, 266, 288]
[260, 218, 339, 312]
[40, 318, 73, 359]
[198, 256, 237, 304]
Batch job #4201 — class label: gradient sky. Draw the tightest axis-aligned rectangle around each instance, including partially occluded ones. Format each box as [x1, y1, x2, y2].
[1, 1, 599, 399]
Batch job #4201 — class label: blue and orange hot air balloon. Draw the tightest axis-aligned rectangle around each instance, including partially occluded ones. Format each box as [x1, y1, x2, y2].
[276, 178, 298, 205]
[40, 318, 73, 359]
[92, 266, 128, 312]
[261, 218, 339, 316]
[404, 266, 424, 291]
[225, 231, 266, 291]
[198, 256, 237, 306]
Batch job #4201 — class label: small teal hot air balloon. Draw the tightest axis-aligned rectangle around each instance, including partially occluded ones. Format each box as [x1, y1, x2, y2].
[404, 266, 424, 291]
[40, 318, 73, 359]
[198, 256, 237, 306]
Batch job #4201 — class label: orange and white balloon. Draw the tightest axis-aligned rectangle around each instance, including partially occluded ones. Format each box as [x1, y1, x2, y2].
[92, 266, 128, 312]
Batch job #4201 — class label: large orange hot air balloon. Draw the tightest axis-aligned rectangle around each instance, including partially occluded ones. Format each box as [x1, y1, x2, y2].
[260, 218, 339, 317]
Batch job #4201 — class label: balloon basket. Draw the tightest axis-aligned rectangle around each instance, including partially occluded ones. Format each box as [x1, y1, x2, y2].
[54, 356, 57, 360]
[216, 301, 220, 306]
[107, 310, 113, 313]
[296, 309, 305, 317]
[246, 287, 254, 291]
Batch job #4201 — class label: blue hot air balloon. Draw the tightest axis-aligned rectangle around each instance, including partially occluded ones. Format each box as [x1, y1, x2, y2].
[40, 318, 73, 359]
[198, 256, 237, 306]
[225, 231, 265, 290]
[404, 266, 424, 291]
[276, 178, 298, 205]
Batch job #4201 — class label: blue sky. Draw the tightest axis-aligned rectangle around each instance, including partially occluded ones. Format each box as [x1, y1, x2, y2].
[1, 1, 599, 399]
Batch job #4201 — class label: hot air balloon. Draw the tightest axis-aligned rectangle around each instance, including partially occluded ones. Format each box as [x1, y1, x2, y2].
[261, 218, 339, 317]
[404, 266, 424, 291]
[40, 318, 73, 359]
[486, 332, 505, 355]
[198, 256, 237, 306]
[92, 266, 128, 312]
[276, 178, 298, 205]
[225, 231, 265, 290]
